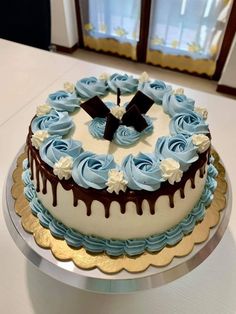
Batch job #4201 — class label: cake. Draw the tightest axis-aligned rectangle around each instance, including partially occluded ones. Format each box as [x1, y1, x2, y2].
[22, 72, 217, 257]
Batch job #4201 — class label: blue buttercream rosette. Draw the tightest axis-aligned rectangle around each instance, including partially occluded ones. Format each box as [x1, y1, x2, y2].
[107, 73, 138, 95]
[72, 152, 117, 189]
[122, 153, 164, 191]
[155, 134, 199, 171]
[170, 111, 209, 137]
[39, 135, 83, 168]
[75, 77, 108, 99]
[47, 90, 80, 112]
[139, 80, 172, 104]
[31, 109, 74, 136]
[163, 93, 195, 117]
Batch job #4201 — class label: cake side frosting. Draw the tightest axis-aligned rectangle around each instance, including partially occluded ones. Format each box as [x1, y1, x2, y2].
[22, 159, 218, 256]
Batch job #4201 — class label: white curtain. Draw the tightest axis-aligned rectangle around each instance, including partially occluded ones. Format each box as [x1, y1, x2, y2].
[148, 0, 232, 60]
[81, 0, 141, 44]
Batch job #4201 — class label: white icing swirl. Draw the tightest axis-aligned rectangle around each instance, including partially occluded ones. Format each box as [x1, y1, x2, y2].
[139, 72, 149, 83]
[194, 106, 208, 120]
[31, 130, 49, 149]
[106, 169, 128, 194]
[110, 106, 126, 119]
[36, 104, 51, 116]
[192, 134, 210, 153]
[160, 158, 183, 185]
[64, 82, 75, 93]
[53, 156, 73, 180]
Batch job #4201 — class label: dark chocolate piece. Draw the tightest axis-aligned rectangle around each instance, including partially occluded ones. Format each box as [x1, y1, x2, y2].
[125, 91, 154, 114]
[80, 96, 110, 118]
[104, 113, 120, 141]
[117, 88, 121, 106]
[122, 104, 148, 132]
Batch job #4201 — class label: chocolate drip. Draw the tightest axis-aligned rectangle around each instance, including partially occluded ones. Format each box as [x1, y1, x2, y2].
[169, 195, 174, 208]
[149, 201, 155, 215]
[200, 165, 206, 178]
[36, 161, 40, 192]
[180, 188, 185, 199]
[26, 131, 210, 218]
[42, 175, 47, 194]
[30, 153, 34, 180]
[190, 177, 195, 189]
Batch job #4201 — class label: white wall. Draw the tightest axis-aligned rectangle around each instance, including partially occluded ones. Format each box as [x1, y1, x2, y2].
[50, 0, 78, 48]
[219, 33, 236, 88]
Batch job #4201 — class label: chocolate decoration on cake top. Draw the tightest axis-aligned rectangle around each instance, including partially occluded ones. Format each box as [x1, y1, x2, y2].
[80, 89, 154, 141]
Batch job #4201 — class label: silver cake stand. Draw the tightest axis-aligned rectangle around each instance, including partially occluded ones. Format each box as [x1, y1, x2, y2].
[3, 151, 232, 294]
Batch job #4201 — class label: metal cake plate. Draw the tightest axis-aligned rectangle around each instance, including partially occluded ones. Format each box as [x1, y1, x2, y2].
[3, 150, 232, 294]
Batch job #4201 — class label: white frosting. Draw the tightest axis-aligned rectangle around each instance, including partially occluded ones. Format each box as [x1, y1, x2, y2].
[173, 88, 184, 95]
[110, 106, 126, 120]
[192, 134, 210, 153]
[99, 73, 109, 81]
[139, 71, 149, 83]
[31, 130, 49, 149]
[160, 158, 183, 185]
[36, 104, 51, 116]
[64, 82, 75, 93]
[34, 166, 207, 239]
[106, 169, 128, 194]
[72, 93, 170, 164]
[194, 106, 208, 120]
[53, 156, 73, 180]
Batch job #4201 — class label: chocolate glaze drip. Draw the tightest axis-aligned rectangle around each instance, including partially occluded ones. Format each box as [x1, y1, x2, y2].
[27, 132, 210, 218]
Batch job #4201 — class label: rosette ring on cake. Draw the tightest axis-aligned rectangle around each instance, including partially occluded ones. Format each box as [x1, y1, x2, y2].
[25, 73, 215, 257]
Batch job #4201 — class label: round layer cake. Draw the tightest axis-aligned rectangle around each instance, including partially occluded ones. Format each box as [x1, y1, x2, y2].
[23, 72, 217, 256]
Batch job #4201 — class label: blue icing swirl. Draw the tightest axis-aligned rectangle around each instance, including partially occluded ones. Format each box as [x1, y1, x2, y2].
[88, 118, 106, 139]
[163, 93, 195, 117]
[122, 153, 164, 191]
[155, 134, 198, 171]
[22, 168, 31, 186]
[107, 73, 138, 95]
[37, 210, 53, 228]
[49, 220, 68, 239]
[24, 184, 36, 201]
[39, 135, 83, 168]
[124, 239, 146, 256]
[75, 77, 108, 99]
[72, 152, 116, 189]
[105, 240, 126, 256]
[22, 159, 29, 170]
[23, 160, 218, 256]
[165, 225, 184, 246]
[83, 236, 106, 253]
[170, 111, 209, 137]
[113, 125, 140, 146]
[65, 229, 83, 248]
[47, 90, 80, 112]
[30, 198, 44, 216]
[139, 80, 172, 104]
[31, 109, 74, 136]
[146, 234, 167, 252]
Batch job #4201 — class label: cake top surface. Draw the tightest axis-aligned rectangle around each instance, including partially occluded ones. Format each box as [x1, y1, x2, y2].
[29, 72, 210, 194]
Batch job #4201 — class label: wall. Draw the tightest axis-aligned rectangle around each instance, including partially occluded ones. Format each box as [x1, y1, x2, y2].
[219, 33, 236, 89]
[50, 0, 78, 48]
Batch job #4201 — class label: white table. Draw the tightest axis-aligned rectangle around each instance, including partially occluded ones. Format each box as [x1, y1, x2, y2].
[0, 39, 236, 314]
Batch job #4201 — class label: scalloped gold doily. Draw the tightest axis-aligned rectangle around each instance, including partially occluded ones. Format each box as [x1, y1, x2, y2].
[11, 149, 227, 274]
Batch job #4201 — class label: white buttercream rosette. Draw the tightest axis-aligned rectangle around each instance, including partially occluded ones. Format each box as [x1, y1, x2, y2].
[31, 130, 49, 149]
[53, 156, 74, 180]
[160, 158, 183, 185]
[106, 169, 128, 194]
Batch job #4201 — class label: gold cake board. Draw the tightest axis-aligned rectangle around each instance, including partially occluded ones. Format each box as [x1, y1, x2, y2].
[10, 149, 227, 275]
